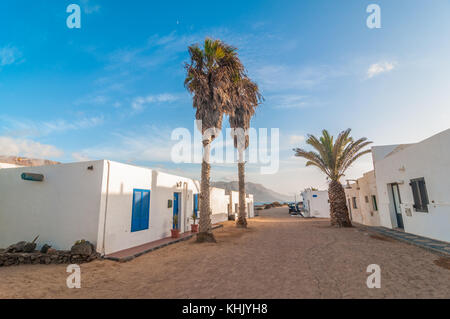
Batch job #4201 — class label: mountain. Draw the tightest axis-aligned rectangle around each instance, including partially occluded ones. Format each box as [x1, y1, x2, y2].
[0, 155, 60, 167]
[211, 181, 292, 204]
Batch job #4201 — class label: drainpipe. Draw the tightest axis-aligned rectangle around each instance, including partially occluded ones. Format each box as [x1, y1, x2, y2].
[183, 182, 188, 232]
[101, 160, 111, 256]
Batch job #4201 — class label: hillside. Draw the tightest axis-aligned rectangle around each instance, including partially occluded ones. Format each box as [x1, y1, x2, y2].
[0, 155, 60, 167]
[211, 181, 292, 204]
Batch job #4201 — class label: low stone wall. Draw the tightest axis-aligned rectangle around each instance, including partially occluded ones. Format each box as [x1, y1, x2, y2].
[0, 250, 100, 267]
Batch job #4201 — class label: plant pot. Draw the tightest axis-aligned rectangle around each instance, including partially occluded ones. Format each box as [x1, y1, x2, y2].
[171, 229, 180, 239]
[191, 224, 199, 233]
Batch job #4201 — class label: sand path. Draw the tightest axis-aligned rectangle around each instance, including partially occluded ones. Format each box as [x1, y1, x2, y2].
[1, 207, 449, 298]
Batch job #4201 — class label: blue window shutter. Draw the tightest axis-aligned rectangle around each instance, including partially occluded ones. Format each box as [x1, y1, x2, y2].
[131, 190, 141, 232]
[131, 189, 151, 232]
[194, 194, 199, 217]
[173, 193, 179, 229]
[141, 190, 150, 230]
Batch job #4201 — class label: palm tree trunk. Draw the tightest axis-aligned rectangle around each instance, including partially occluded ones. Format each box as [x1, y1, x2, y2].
[197, 141, 216, 243]
[236, 161, 247, 228]
[328, 180, 352, 227]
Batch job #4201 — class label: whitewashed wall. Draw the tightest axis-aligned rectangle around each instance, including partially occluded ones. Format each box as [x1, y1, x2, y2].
[301, 190, 330, 218]
[229, 191, 239, 214]
[151, 170, 199, 235]
[223, 190, 256, 220]
[345, 185, 362, 223]
[98, 163, 200, 255]
[0, 159, 237, 255]
[246, 194, 255, 218]
[224, 194, 230, 219]
[373, 128, 450, 242]
[210, 187, 228, 224]
[345, 170, 381, 226]
[0, 161, 104, 251]
[97, 161, 153, 255]
[0, 163, 23, 169]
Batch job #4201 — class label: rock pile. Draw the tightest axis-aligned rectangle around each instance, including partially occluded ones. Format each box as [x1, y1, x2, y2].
[0, 240, 100, 267]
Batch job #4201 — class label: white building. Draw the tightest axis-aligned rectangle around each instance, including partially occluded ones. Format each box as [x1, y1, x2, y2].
[372, 129, 450, 242]
[344, 171, 381, 226]
[0, 163, 22, 169]
[225, 190, 255, 220]
[246, 194, 255, 218]
[227, 190, 239, 219]
[301, 189, 330, 218]
[209, 187, 229, 224]
[0, 160, 237, 255]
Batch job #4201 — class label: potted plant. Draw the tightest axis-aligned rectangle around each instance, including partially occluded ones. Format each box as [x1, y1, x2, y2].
[171, 215, 180, 238]
[191, 212, 199, 233]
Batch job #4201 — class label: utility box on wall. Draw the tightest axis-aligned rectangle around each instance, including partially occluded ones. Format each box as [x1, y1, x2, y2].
[21, 173, 44, 182]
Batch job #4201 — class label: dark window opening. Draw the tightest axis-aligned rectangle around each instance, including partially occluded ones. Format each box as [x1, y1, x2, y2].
[352, 197, 357, 209]
[372, 195, 378, 211]
[410, 178, 429, 213]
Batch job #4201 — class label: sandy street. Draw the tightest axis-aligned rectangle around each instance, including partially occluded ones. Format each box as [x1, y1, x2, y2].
[0, 207, 449, 299]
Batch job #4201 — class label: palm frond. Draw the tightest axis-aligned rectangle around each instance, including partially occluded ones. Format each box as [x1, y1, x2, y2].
[294, 129, 372, 182]
[184, 38, 248, 137]
[294, 148, 331, 178]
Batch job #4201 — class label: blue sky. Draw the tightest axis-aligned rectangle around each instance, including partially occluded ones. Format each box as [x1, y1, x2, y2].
[1, 0, 450, 195]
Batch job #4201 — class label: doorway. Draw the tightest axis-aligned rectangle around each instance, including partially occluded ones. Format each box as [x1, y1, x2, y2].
[391, 184, 404, 229]
[173, 192, 181, 230]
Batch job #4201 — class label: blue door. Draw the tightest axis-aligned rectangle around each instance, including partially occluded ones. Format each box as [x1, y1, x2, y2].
[194, 194, 199, 217]
[173, 193, 180, 229]
[131, 189, 150, 232]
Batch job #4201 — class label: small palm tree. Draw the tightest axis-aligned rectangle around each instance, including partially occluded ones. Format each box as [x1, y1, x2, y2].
[293, 129, 372, 227]
[185, 38, 245, 242]
[227, 77, 263, 227]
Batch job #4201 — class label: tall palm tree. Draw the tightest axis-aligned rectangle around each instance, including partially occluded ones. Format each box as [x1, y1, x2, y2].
[184, 38, 245, 242]
[293, 129, 372, 227]
[227, 77, 263, 227]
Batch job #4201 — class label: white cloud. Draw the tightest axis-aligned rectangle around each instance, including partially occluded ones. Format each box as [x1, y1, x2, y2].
[367, 61, 396, 78]
[0, 136, 63, 158]
[42, 116, 104, 133]
[72, 152, 91, 162]
[0, 115, 104, 137]
[80, 0, 100, 14]
[72, 125, 177, 163]
[289, 135, 305, 145]
[105, 28, 244, 73]
[74, 95, 110, 106]
[268, 94, 309, 109]
[254, 64, 347, 91]
[0, 46, 22, 67]
[131, 93, 182, 112]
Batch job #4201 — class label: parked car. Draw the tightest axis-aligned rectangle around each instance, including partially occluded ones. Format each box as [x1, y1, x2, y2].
[288, 203, 297, 214]
[289, 203, 304, 217]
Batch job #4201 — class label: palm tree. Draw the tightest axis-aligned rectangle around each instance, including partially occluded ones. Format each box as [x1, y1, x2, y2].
[184, 38, 245, 242]
[227, 77, 263, 227]
[293, 129, 372, 227]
